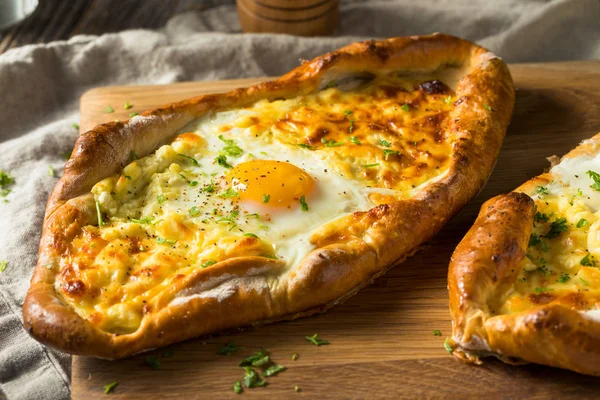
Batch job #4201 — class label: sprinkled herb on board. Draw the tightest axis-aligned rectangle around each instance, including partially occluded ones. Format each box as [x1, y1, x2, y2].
[444, 338, 453, 354]
[305, 334, 329, 346]
[218, 342, 241, 355]
[234, 380, 243, 394]
[433, 330, 442, 336]
[145, 356, 160, 370]
[0, 260, 7, 273]
[124, 101, 133, 109]
[103, 381, 118, 394]
[104, 106, 114, 113]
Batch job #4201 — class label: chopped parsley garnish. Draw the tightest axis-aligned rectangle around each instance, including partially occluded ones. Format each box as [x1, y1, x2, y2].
[239, 348, 270, 367]
[243, 233, 259, 239]
[129, 112, 139, 118]
[587, 170, 600, 191]
[305, 334, 329, 346]
[581, 253, 595, 266]
[0, 260, 6, 273]
[234, 380, 243, 394]
[95, 200, 104, 227]
[528, 233, 541, 247]
[145, 356, 160, 370]
[297, 143, 313, 150]
[379, 139, 391, 147]
[263, 364, 286, 377]
[201, 260, 217, 268]
[157, 194, 165, 204]
[103, 381, 118, 394]
[361, 163, 379, 168]
[130, 216, 154, 224]
[537, 264, 551, 276]
[72, 122, 79, 130]
[557, 273, 570, 283]
[443, 337, 453, 354]
[124, 101, 133, 109]
[219, 188, 240, 199]
[535, 185, 549, 196]
[433, 330, 442, 336]
[218, 342, 241, 355]
[243, 367, 267, 388]
[218, 135, 244, 157]
[344, 110, 353, 117]
[483, 104, 492, 111]
[348, 118, 355, 133]
[123, 175, 132, 180]
[0, 170, 15, 196]
[401, 104, 410, 112]
[203, 181, 216, 193]
[189, 206, 201, 217]
[292, 353, 299, 361]
[104, 106, 114, 113]
[299, 195, 309, 212]
[130, 150, 138, 161]
[321, 138, 343, 147]
[383, 149, 400, 160]
[177, 153, 199, 166]
[262, 193, 270, 203]
[580, 277, 590, 286]
[47, 165, 55, 177]
[534, 287, 552, 294]
[444, 96, 453, 104]
[348, 136, 360, 145]
[545, 217, 568, 239]
[157, 237, 176, 246]
[577, 218, 589, 228]
[534, 212, 550, 223]
[215, 154, 233, 168]
[324, 80, 337, 89]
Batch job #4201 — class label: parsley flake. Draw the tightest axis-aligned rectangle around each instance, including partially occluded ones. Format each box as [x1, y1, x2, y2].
[72, 122, 79, 130]
[218, 135, 244, 157]
[104, 381, 118, 394]
[47, 165, 55, 177]
[218, 342, 241, 355]
[534, 287, 552, 294]
[263, 364, 286, 377]
[577, 218, 589, 228]
[243, 233, 259, 239]
[0, 260, 6, 273]
[129, 112, 139, 118]
[239, 348, 270, 367]
[243, 367, 267, 388]
[297, 143, 313, 150]
[528, 233, 541, 247]
[580, 277, 590, 286]
[587, 170, 600, 191]
[157, 237, 176, 246]
[545, 217, 568, 239]
[299, 195, 309, 212]
[401, 104, 410, 112]
[215, 155, 232, 169]
[189, 206, 201, 217]
[95, 200, 104, 227]
[433, 330, 442, 336]
[177, 153, 199, 166]
[262, 193, 270, 203]
[234, 380, 243, 394]
[383, 149, 400, 160]
[444, 96, 453, 104]
[557, 273, 570, 283]
[483, 104, 492, 111]
[535, 185, 549, 196]
[361, 163, 380, 168]
[219, 188, 240, 198]
[104, 106, 114, 113]
[124, 101, 133, 109]
[379, 139, 391, 147]
[321, 138, 343, 147]
[581, 253, 595, 266]
[292, 353, 299, 361]
[145, 356, 160, 370]
[157, 194, 165, 204]
[201, 260, 217, 268]
[534, 212, 550, 223]
[130, 150, 138, 162]
[443, 337, 453, 354]
[349, 136, 361, 145]
[305, 333, 329, 346]
[130, 216, 154, 224]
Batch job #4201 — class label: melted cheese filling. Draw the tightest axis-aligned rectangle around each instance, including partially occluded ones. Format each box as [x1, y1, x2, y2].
[494, 155, 600, 316]
[56, 72, 459, 333]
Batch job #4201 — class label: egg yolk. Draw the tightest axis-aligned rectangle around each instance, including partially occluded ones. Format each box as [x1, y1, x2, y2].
[229, 160, 316, 209]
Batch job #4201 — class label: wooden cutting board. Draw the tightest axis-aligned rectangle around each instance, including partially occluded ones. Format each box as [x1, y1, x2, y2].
[72, 61, 600, 399]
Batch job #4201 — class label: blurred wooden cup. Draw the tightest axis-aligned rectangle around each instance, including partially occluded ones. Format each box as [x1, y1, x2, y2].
[237, 0, 339, 36]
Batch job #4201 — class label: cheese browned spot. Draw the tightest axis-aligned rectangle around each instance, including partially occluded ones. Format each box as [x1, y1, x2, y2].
[54, 71, 459, 334]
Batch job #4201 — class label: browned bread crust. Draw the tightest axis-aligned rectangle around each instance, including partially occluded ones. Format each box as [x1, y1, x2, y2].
[24, 34, 514, 359]
[449, 133, 600, 376]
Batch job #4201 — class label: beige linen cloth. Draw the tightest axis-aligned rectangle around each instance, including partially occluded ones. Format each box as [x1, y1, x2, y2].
[0, 1, 598, 398]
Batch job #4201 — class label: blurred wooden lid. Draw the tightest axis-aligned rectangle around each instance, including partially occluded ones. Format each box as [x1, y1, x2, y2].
[237, 0, 339, 37]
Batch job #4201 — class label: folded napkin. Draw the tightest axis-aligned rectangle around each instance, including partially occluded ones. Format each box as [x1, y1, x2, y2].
[0, 1, 598, 398]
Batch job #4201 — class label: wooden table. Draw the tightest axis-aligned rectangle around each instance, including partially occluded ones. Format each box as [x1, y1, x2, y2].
[71, 60, 600, 399]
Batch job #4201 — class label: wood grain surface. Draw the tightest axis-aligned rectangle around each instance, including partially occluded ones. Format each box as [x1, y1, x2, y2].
[72, 61, 600, 399]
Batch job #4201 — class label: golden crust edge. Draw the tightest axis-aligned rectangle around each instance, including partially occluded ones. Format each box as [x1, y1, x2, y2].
[449, 132, 600, 376]
[24, 34, 514, 358]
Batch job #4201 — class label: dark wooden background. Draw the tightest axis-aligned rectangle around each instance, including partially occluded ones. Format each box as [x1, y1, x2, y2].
[0, 0, 235, 54]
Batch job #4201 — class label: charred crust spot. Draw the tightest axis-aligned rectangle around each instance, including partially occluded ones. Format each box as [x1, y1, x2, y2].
[528, 293, 556, 306]
[366, 41, 389, 62]
[63, 280, 86, 297]
[419, 80, 449, 94]
[380, 85, 408, 98]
